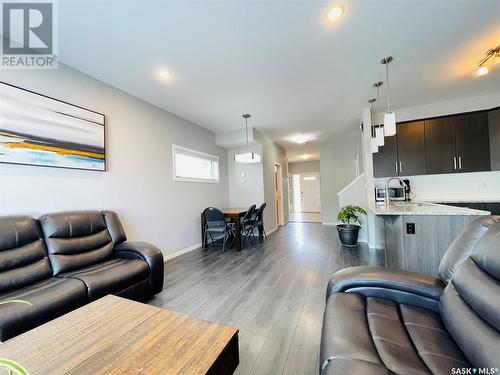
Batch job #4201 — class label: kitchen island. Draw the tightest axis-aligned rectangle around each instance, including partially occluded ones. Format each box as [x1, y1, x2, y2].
[368, 201, 489, 276]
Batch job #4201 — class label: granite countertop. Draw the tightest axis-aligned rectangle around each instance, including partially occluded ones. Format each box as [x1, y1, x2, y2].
[420, 198, 499, 204]
[367, 201, 490, 216]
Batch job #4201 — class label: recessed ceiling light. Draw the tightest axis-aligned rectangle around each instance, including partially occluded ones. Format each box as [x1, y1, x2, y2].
[477, 66, 489, 76]
[300, 154, 311, 160]
[289, 134, 311, 144]
[159, 70, 172, 80]
[327, 4, 344, 22]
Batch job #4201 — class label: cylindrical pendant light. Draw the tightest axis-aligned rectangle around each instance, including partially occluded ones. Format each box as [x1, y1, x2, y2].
[381, 56, 396, 136]
[368, 98, 378, 153]
[373, 81, 384, 146]
[234, 114, 261, 163]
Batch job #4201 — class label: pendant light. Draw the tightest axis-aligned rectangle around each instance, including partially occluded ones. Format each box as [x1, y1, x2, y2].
[373, 81, 385, 146]
[234, 114, 262, 163]
[381, 56, 396, 136]
[368, 98, 378, 153]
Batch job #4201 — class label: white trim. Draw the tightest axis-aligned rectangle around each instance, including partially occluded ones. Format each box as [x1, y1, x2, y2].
[165, 226, 279, 262]
[164, 242, 201, 261]
[267, 227, 277, 235]
[172, 144, 220, 183]
[337, 173, 365, 196]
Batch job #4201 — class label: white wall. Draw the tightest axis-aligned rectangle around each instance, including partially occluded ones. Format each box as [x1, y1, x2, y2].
[375, 172, 500, 202]
[394, 92, 500, 123]
[361, 107, 385, 249]
[320, 131, 363, 224]
[288, 160, 320, 174]
[0, 64, 229, 257]
[227, 144, 264, 208]
[338, 174, 367, 242]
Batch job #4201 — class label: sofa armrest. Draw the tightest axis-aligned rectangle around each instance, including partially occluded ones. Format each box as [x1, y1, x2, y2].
[326, 266, 445, 311]
[115, 241, 164, 295]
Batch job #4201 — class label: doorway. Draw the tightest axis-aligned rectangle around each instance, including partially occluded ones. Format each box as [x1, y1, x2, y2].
[274, 163, 284, 227]
[290, 172, 321, 223]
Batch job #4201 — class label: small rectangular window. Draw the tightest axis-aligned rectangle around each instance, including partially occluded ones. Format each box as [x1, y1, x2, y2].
[303, 176, 316, 181]
[172, 145, 219, 183]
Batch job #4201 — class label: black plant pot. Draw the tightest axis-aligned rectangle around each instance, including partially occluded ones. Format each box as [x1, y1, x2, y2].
[336, 224, 361, 247]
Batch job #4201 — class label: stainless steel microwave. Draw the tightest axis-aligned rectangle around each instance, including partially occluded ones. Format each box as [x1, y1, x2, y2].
[375, 187, 405, 202]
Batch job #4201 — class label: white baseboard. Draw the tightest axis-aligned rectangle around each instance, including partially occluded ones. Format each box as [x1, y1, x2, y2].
[164, 242, 201, 261]
[267, 227, 277, 235]
[322, 222, 337, 226]
[165, 227, 278, 262]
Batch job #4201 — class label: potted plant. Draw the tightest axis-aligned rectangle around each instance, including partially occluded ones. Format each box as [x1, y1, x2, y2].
[336, 205, 367, 247]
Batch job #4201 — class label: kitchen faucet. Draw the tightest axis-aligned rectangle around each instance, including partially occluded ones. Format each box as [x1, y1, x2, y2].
[385, 177, 408, 205]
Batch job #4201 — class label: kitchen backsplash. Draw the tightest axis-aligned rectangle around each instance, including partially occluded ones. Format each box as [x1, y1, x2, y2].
[375, 170, 500, 202]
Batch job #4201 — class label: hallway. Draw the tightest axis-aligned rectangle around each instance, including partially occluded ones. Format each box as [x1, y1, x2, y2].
[289, 212, 322, 223]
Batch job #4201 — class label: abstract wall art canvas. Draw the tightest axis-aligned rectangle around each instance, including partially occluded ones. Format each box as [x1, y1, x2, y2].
[0, 82, 106, 171]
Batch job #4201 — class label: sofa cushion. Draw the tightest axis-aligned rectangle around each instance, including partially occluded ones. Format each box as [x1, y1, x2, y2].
[320, 293, 469, 375]
[60, 258, 149, 301]
[0, 216, 52, 293]
[439, 217, 500, 369]
[0, 277, 87, 341]
[39, 211, 114, 275]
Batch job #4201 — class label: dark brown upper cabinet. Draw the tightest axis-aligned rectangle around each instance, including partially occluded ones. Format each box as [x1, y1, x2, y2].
[424, 116, 456, 174]
[397, 120, 426, 176]
[373, 108, 493, 178]
[454, 111, 491, 172]
[373, 135, 397, 178]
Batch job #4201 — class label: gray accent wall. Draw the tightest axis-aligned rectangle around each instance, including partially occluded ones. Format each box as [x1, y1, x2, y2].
[0, 64, 229, 257]
[253, 129, 289, 230]
[320, 131, 363, 224]
[227, 144, 265, 208]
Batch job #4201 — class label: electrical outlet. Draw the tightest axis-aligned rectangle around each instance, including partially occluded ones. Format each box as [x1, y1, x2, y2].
[406, 223, 416, 234]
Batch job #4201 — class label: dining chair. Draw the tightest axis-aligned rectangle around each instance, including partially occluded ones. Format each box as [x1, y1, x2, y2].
[241, 204, 256, 244]
[203, 207, 234, 252]
[252, 202, 267, 240]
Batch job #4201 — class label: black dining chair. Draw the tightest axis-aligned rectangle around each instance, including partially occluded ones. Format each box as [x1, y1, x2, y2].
[203, 207, 234, 252]
[251, 202, 267, 240]
[241, 204, 256, 244]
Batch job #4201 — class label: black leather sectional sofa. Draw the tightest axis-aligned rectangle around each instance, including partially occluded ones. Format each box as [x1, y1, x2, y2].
[0, 210, 164, 342]
[321, 215, 500, 374]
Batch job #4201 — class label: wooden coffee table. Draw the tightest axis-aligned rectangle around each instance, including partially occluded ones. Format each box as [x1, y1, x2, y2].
[0, 295, 239, 374]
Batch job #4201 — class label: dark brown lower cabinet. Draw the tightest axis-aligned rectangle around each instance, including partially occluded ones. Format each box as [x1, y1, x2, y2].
[397, 120, 426, 176]
[485, 203, 500, 215]
[454, 111, 491, 172]
[424, 116, 456, 174]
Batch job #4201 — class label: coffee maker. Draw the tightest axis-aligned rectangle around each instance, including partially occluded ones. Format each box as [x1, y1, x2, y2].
[402, 179, 411, 201]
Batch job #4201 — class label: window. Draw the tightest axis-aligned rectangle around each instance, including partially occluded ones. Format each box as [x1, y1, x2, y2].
[172, 145, 219, 183]
[303, 176, 316, 181]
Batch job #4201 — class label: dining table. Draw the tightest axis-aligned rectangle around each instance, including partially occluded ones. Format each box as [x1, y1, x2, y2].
[201, 208, 248, 251]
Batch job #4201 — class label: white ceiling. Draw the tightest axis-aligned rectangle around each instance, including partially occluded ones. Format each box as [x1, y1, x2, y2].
[55, 0, 500, 161]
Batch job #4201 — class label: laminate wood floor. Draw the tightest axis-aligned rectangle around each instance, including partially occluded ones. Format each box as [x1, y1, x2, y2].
[289, 212, 322, 223]
[149, 222, 384, 375]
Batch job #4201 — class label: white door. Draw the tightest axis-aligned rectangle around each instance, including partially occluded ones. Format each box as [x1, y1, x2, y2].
[300, 173, 321, 212]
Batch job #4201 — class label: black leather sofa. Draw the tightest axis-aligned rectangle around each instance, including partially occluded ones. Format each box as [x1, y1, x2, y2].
[0, 210, 164, 342]
[320, 215, 500, 374]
